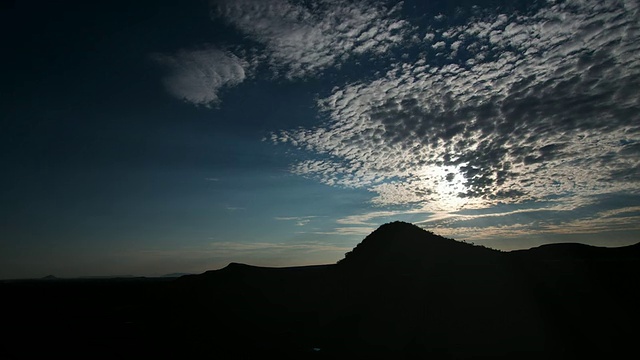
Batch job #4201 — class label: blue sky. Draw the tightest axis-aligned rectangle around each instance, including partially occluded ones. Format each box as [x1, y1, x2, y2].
[1, 0, 639, 279]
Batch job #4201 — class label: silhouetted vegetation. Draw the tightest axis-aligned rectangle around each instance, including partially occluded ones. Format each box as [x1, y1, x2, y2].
[2, 221, 639, 359]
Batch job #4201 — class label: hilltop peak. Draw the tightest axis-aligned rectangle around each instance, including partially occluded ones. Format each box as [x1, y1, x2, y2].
[338, 221, 498, 269]
[373, 220, 425, 232]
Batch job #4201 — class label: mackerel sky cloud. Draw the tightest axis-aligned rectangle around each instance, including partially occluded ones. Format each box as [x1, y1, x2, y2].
[272, 0, 640, 218]
[213, 0, 410, 78]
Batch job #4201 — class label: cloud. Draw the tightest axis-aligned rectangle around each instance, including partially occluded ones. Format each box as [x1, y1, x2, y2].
[432, 41, 446, 50]
[336, 210, 409, 226]
[324, 193, 640, 249]
[133, 240, 351, 271]
[226, 206, 245, 211]
[153, 46, 248, 106]
[304, 226, 377, 236]
[427, 208, 640, 247]
[274, 0, 640, 212]
[212, 0, 411, 78]
[275, 215, 318, 226]
[414, 194, 640, 246]
[206, 240, 348, 254]
[204, 240, 352, 267]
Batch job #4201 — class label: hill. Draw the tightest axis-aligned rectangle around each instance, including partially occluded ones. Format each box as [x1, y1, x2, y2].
[2, 221, 639, 359]
[338, 221, 500, 269]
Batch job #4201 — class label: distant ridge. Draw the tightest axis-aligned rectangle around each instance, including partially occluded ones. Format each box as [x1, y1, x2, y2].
[160, 272, 193, 278]
[510, 240, 640, 261]
[195, 221, 639, 274]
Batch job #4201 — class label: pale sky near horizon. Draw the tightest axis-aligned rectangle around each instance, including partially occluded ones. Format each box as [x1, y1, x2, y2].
[2, 0, 639, 279]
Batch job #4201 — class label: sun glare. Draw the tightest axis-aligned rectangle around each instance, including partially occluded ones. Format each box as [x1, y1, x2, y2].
[420, 164, 469, 211]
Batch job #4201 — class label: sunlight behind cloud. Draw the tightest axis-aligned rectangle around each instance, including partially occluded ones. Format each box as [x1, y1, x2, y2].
[273, 0, 640, 215]
[425, 164, 470, 212]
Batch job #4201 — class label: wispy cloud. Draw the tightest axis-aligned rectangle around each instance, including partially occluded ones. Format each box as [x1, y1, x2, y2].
[131, 240, 352, 272]
[335, 209, 435, 226]
[428, 210, 640, 248]
[303, 226, 376, 236]
[274, 215, 318, 226]
[226, 206, 245, 211]
[274, 0, 640, 212]
[328, 193, 640, 249]
[213, 0, 411, 79]
[207, 240, 349, 254]
[418, 197, 640, 245]
[153, 46, 248, 106]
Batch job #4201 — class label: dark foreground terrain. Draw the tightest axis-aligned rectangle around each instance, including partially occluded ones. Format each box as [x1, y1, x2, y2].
[2, 222, 639, 359]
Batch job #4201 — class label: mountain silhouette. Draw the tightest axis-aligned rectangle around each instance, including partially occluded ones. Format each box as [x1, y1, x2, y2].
[338, 221, 499, 270]
[2, 221, 639, 359]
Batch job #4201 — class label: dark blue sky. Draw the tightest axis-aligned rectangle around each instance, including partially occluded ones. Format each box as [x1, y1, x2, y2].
[2, 0, 639, 279]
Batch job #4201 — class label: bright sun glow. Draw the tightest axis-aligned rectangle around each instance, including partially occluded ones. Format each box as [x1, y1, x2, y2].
[419, 164, 469, 212]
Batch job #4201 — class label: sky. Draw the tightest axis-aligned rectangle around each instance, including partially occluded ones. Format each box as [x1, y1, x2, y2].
[1, 0, 639, 279]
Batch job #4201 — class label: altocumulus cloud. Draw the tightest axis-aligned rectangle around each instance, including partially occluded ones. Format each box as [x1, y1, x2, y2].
[153, 46, 248, 106]
[273, 0, 640, 212]
[212, 0, 411, 79]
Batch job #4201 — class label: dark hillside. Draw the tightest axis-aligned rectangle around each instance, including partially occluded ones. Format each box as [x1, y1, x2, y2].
[338, 221, 501, 270]
[2, 222, 639, 359]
